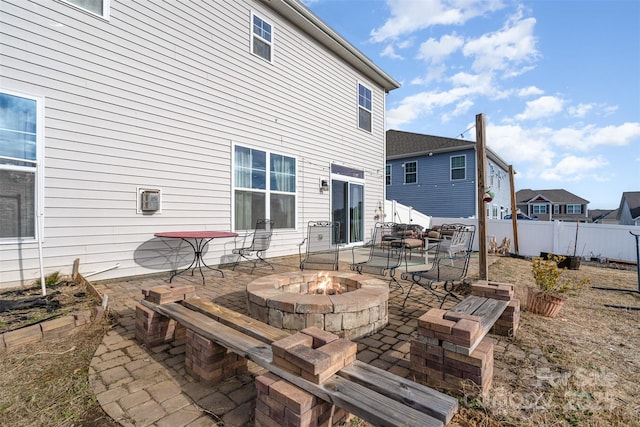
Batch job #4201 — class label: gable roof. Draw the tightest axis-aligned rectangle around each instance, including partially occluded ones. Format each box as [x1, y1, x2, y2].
[516, 189, 589, 204]
[264, 0, 400, 91]
[618, 191, 640, 219]
[386, 129, 510, 170]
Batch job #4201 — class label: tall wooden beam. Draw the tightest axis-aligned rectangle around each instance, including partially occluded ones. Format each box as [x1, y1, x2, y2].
[508, 165, 519, 253]
[475, 114, 488, 280]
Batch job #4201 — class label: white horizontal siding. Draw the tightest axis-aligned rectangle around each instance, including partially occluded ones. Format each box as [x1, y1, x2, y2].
[0, 0, 388, 288]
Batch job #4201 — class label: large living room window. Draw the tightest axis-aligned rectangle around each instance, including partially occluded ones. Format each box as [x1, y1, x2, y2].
[251, 12, 273, 62]
[532, 204, 548, 214]
[450, 155, 466, 180]
[0, 90, 43, 241]
[358, 83, 372, 132]
[234, 145, 295, 230]
[567, 204, 581, 214]
[63, 0, 110, 18]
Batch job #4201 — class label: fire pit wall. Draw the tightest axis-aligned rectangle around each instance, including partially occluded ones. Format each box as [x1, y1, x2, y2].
[246, 272, 389, 340]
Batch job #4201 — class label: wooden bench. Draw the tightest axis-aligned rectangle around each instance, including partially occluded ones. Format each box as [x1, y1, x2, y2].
[410, 281, 520, 395]
[139, 296, 459, 427]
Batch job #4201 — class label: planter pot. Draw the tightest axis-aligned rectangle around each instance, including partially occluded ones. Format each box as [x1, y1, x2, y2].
[539, 252, 581, 270]
[526, 287, 566, 318]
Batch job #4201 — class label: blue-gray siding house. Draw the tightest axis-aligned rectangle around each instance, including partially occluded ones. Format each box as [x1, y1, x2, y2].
[386, 130, 512, 219]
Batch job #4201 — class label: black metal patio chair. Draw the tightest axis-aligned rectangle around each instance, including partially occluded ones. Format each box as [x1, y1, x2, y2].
[298, 221, 341, 271]
[232, 219, 274, 273]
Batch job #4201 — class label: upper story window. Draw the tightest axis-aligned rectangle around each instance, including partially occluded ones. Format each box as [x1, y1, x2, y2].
[385, 164, 391, 185]
[532, 204, 548, 214]
[234, 145, 296, 230]
[358, 83, 372, 132]
[0, 90, 43, 241]
[404, 161, 416, 184]
[450, 155, 466, 180]
[63, 0, 110, 18]
[251, 13, 273, 62]
[567, 204, 581, 214]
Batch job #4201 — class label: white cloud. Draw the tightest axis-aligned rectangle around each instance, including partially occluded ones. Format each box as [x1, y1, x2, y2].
[370, 0, 505, 42]
[517, 86, 544, 97]
[515, 95, 564, 121]
[568, 103, 594, 118]
[538, 155, 608, 182]
[381, 44, 403, 59]
[416, 33, 464, 63]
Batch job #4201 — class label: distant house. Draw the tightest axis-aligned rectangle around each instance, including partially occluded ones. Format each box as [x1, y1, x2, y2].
[515, 189, 589, 222]
[386, 130, 512, 219]
[0, 0, 399, 288]
[589, 209, 618, 224]
[617, 192, 640, 226]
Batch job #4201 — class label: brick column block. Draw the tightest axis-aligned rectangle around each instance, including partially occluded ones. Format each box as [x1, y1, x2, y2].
[470, 280, 514, 301]
[255, 372, 352, 427]
[416, 308, 482, 348]
[492, 298, 520, 337]
[141, 284, 196, 304]
[185, 329, 248, 386]
[272, 326, 356, 384]
[135, 303, 177, 347]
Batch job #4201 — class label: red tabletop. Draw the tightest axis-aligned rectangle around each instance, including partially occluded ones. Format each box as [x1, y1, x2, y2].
[154, 231, 238, 239]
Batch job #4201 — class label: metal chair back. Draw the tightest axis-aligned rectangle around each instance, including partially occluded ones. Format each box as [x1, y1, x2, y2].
[298, 221, 341, 270]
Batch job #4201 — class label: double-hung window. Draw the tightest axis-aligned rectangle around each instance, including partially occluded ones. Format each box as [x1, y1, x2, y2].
[63, 0, 110, 18]
[567, 204, 581, 214]
[251, 12, 273, 62]
[234, 145, 296, 230]
[0, 91, 43, 241]
[404, 161, 416, 184]
[358, 83, 372, 132]
[532, 204, 548, 214]
[451, 155, 466, 180]
[385, 164, 391, 185]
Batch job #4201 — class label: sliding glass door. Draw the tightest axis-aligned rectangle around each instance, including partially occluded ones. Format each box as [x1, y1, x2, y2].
[332, 179, 364, 245]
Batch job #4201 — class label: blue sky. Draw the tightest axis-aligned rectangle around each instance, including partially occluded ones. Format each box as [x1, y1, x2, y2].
[302, 0, 640, 209]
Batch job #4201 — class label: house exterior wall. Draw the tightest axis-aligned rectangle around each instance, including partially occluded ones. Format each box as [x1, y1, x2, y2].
[0, 0, 391, 288]
[386, 148, 511, 219]
[386, 148, 478, 218]
[618, 200, 635, 225]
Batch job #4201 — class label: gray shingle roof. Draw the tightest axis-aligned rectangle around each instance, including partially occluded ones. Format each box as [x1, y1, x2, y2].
[620, 191, 640, 219]
[516, 189, 589, 204]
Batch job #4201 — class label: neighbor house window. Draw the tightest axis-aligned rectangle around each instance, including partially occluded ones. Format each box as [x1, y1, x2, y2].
[532, 204, 548, 214]
[251, 13, 273, 62]
[567, 204, 581, 214]
[404, 161, 416, 184]
[0, 91, 43, 241]
[553, 204, 561, 214]
[63, 0, 110, 18]
[234, 145, 295, 230]
[451, 155, 466, 180]
[358, 83, 372, 132]
[385, 164, 391, 185]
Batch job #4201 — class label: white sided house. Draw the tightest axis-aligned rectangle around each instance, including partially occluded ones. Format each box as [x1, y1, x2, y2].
[0, 0, 399, 288]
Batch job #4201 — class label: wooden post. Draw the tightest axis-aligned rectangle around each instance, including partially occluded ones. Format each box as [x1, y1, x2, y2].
[475, 114, 488, 280]
[508, 165, 519, 254]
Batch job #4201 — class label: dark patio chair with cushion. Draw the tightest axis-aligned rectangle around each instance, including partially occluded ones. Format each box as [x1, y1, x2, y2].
[401, 224, 475, 308]
[350, 222, 407, 292]
[298, 221, 341, 271]
[232, 219, 274, 272]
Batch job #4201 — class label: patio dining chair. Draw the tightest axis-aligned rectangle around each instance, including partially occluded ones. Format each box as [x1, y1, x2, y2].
[298, 221, 341, 271]
[350, 222, 407, 292]
[232, 219, 275, 272]
[401, 224, 475, 308]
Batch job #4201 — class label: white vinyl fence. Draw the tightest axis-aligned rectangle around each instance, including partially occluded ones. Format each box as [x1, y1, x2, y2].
[430, 217, 639, 263]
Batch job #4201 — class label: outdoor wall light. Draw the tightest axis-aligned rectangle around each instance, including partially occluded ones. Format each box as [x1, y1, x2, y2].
[320, 179, 329, 193]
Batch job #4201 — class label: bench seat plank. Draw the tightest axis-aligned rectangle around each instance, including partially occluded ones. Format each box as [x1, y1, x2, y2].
[141, 299, 444, 427]
[179, 297, 458, 424]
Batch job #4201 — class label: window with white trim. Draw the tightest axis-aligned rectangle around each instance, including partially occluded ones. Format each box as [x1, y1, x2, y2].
[385, 164, 391, 185]
[404, 161, 416, 184]
[0, 91, 42, 241]
[532, 204, 548, 214]
[251, 13, 273, 62]
[567, 204, 581, 214]
[358, 83, 372, 132]
[234, 145, 296, 230]
[553, 204, 560, 214]
[63, 0, 110, 18]
[450, 155, 466, 180]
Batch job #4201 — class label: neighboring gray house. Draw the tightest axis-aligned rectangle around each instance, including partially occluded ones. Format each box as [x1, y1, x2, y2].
[515, 189, 589, 222]
[617, 191, 640, 226]
[0, 0, 399, 288]
[385, 130, 512, 219]
[589, 209, 618, 224]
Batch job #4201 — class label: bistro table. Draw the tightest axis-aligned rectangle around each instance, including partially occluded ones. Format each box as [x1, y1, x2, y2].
[154, 231, 238, 284]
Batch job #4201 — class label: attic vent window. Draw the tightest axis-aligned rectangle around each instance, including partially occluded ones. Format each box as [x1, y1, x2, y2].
[251, 13, 273, 62]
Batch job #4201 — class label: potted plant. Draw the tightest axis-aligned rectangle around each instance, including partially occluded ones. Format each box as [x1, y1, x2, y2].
[526, 255, 590, 317]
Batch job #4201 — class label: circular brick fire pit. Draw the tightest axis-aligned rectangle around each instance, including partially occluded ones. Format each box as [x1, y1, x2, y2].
[246, 271, 389, 339]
